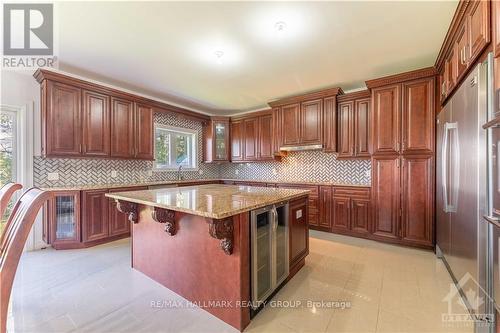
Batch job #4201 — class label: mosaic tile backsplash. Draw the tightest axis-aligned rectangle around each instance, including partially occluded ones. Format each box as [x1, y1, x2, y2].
[218, 151, 371, 185]
[33, 112, 372, 187]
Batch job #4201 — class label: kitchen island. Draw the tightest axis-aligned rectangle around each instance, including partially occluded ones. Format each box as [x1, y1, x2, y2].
[106, 184, 309, 331]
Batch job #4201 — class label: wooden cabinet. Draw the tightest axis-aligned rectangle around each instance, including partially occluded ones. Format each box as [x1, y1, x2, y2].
[351, 199, 371, 235]
[82, 189, 109, 242]
[323, 96, 337, 153]
[289, 197, 309, 269]
[318, 186, 332, 230]
[82, 90, 110, 157]
[300, 99, 323, 145]
[401, 156, 433, 247]
[108, 186, 148, 237]
[337, 90, 371, 158]
[44, 81, 82, 156]
[110, 97, 135, 158]
[494, 0, 500, 57]
[277, 184, 319, 228]
[371, 156, 400, 240]
[230, 120, 244, 162]
[329, 187, 371, 236]
[134, 103, 154, 160]
[281, 104, 301, 146]
[456, 21, 469, 80]
[468, 0, 490, 62]
[332, 197, 350, 231]
[401, 78, 435, 154]
[372, 85, 401, 155]
[205, 117, 230, 163]
[271, 107, 283, 156]
[44, 191, 81, 250]
[230, 111, 276, 162]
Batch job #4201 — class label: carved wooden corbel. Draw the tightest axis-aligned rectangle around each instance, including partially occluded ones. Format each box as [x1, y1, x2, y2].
[152, 207, 176, 236]
[116, 200, 138, 224]
[207, 217, 234, 255]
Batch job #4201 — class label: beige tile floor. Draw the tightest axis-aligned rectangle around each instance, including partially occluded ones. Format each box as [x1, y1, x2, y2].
[8, 230, 476, 333]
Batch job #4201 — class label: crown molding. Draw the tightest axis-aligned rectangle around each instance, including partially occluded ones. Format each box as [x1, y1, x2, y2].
[268, 87, 344, 107]
[337, 89, 371, 102]
[365, 67, 437, 89]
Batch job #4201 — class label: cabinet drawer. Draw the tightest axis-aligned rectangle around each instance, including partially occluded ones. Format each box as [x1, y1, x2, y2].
[334, 187, 370, 199]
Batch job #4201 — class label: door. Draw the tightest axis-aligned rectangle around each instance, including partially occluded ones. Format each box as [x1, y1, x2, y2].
[401, 78, 434, 154]
[251, 208, 273, 303]
[244, 117, 258, 161]
[258, 114, 273, 160]
[332, 197, 350, 231]
[351, 199, 370, 234]
[82, 190, 109, 242]
[289, 198, 308, 267]
[110, 97, 134, 158]
[281, 104, 300, 146]
[49, 191, 81, 246]
[272, 108, 282, 155]
[230, 120, 244, 161]
[82, 90, 110, 157]
[456, 21, 469, 80]
[401, 155, 433, 246]
[300, 99, 322, 144]
[46, 81, 82, 156]
[372, 84, 401, 154]
[318, 186, 332, 229]
[323, 96, 337, 152]
[338, 101, 354, 157]
[274, 204, 289, 286]
[135, 103, 154, 159]
[468, 0, 490, 62]
[354, 98, 370, 157]
[372, 155, 400, 239]
[213, 120, 230, 161]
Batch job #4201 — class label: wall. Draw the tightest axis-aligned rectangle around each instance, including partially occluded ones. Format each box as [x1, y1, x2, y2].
[219, 151, 371, 185]
[33, 112, 220, 187]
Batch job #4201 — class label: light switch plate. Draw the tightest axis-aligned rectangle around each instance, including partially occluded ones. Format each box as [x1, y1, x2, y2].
[147, 170, 153, 176]
[47, 172, 59, 181]
[272, 168, 277, 175]
[111, 170, 118, 178]
[365, 170, 371, 178]
[296, 209, 302, 219]
[235, 169, 239, 175]
[199, 169, 204, 175]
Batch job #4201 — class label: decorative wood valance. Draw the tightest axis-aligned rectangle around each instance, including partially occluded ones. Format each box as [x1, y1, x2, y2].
[268, 87, 344, 107]
[207, 217, 234, 255]
[116, 200, 138, 223]
[365, 67, 437, 89]
[151, 207, 177, 236]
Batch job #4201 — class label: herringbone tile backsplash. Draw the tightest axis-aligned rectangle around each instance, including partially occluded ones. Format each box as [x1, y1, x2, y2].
[218, 151, 371, 185]
[34, 112, 371, 187]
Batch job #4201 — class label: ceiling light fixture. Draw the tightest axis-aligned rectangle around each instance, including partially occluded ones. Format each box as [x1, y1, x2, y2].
[274, 21, 287, 33]
[214, 50, 224, 64]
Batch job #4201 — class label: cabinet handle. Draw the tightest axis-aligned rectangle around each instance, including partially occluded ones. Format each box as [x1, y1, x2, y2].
[79, 144, 82, 153]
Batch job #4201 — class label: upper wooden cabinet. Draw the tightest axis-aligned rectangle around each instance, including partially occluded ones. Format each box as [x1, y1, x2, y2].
[204, 117, 230, 163]
[371, 84, 401, 155]
[230, 111, 276, 162]
[82, 90, 110, 157]
[494, 0, 500, 57]
[268, 87, 342, 151]
[337, 90, 371, 159]
[44, 81, 82, 156]
[436, 0, 490, 103]
[35, 69, 207, 160]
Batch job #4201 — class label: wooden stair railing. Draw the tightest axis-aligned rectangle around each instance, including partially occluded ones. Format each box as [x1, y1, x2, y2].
[0, 188, 51, 333]
[0, 183, 22, 219]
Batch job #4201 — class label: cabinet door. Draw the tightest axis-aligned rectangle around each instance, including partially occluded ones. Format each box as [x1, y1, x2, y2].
[46, 81, 82, 156]
[108, 198, 130, 237]
[281, 104, 300, 146]
[468, 0, 490, 62]
[135, 103, 154, 160]
[318, 186, 332, 229]
[300, 99, 322, 145]
[372, 84, 401, 154]
[258, 114, 274, 160]
[82, 190, 109, 242]
[82, 90, 110, 157]
[401, 156, 433, 247]
[110, 97, 135, 158]
[354, 98, 371, 157]
[230, 120, 244, 161]
[444, 48, 457, 96]
[332, 197, 350, 231]
[323, 96, 337, 152]
[338, 101, 354, 157]
[272, 108, 282, 155]
[456, 21, 469, 80]
[372, 156, 400, 239]
[244, 117, 258, 161]
[351, 199, 371, 235]
[48, 191, 81, 246]
[494, 0, 500, 58]
[289, 197, 308, 267]
[402, 78, 434, 155]
[213, 120, 230, 161]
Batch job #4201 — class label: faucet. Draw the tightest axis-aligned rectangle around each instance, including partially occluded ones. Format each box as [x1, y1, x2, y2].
[177, 165, 184, 181]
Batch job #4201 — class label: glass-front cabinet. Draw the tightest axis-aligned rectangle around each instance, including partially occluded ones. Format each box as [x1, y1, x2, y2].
[43, 190, 81, 249]
[204, 117, 230, 163]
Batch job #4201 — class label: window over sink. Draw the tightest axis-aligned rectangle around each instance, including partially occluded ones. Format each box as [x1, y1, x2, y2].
[154, 124, 197, 170]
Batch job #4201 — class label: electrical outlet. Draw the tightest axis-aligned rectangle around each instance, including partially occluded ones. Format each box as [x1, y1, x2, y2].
[235, 169, 239, 175]
[47, 172, 59, 181]
[365, 170, 371, 178]
[111, 170, 118, 178]
[199, 169, 204, 175]
[272, 168, 277, 175]
[147, 170, 153, 177]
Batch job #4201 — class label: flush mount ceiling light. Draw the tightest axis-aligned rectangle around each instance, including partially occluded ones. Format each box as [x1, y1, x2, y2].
[214, 50, 224, 64]
[274, 21, 287, 33]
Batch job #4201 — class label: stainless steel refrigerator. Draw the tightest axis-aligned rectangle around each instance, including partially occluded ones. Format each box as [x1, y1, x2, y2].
[436, 55, 491, 329]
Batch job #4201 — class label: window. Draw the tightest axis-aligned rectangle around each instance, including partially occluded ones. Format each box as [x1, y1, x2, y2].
[0, 108, 18, 231]
[154, 124, 197, 170]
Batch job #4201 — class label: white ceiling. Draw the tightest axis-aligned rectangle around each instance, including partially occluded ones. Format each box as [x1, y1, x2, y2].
[56, 1, 457, 115]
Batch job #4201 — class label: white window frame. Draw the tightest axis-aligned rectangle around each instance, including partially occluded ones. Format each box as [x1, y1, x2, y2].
[154, 124, 198, 170]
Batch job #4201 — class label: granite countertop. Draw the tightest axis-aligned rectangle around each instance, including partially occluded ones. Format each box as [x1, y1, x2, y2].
[40, 178, 370, 191]
[105, 184, 310, 219]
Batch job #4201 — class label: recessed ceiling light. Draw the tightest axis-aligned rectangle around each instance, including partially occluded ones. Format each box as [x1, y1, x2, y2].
[214, 50, 224, 64]
[274, 21, 287, 33]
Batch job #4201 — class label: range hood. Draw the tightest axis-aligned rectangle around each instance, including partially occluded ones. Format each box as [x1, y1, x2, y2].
[279, 144, 323, 152]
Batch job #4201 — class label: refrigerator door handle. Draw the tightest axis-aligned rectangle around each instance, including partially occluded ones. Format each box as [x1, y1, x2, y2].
[450, 122, 460, 213]
[442, 122, 450, 212]
[442, 122, 459, 213]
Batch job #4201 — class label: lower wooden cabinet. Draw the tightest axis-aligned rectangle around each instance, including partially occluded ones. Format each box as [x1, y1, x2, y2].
[351, 199, 371, 235]
[43, 191, 81, 249]
[277, 184, 319, 228]
[289, 197, 309, 270]
[332, 197, 350, 231]
[82, 189, 109, 242]
[330, 187, 371, 237]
